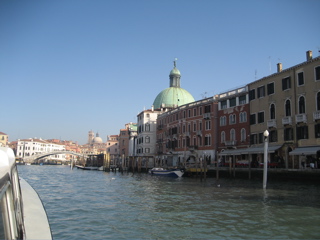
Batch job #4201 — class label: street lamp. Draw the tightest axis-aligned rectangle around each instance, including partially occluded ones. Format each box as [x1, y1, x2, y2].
[263, 130, 269, 189]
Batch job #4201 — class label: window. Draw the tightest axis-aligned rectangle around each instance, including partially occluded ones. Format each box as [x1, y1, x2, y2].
[315, 124, 320, 138]
[193, 122, 196, 132]
[230, 129, 235, 141]
[239, 112, 247, 123]
[221, 131, 225, 143]
[221, 100, 227, 109]
[188, 109, 191, 117]
[239, 95, 246, 105]
[269, 130, 277, 143]
[315, 66, 320, 81]
[205, 135, 211, 146]
[199, 121, 202, 131]
[220, 116, 226, 126]
[229, 114, 236, 124]
[145, 148, 150, 153]
[145, 136, 150, 143]
[250, 114, 256, 125]
[296, 126, 308, 140]
[229, 98, 236, 107]
[204, 105, 211, 113]
[258, 111, 264, 123]
[285, 100, 291, 116]
[270, 104, 276, 119]
[250, 134, 258, 145]
[240, 128, 246, 142]
[145, 123, 150, 131]
[258, 112, 264, 123]
[193, 108, 197, 116]
[317, 92, 320, 111]
[298, 96, 305, 114]
[199, 107, 202, 115]
[297, 72, 304, 86]
[267, 82, 274, 95]
[284, 128, 293, 141]
[249, 89, 255, 101]
[257, 86, 265, 98]
[205, 120, 211, 130]
[282, 77, 291, 90]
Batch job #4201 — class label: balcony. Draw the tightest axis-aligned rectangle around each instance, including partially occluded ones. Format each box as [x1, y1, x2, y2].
[295, 113, 307, 123]
[224, 140, 237, 146]
[196, 130, 202, 136]
[188, 145, 198, 151]
[282, 116, 292, 125]
[314, 111, 320, 121]
[267, 119, 277, 128]
[203, 113, 211, 119]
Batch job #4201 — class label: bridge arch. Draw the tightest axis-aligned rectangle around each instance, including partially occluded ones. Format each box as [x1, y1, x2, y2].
[23, 151, 87, 164]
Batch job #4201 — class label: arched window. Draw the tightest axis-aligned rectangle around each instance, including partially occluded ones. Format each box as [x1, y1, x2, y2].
[240, 112, 247, 122]
[221, 131, 225, 143]
[270, 104, 276, 119]
[285, 99, 291, 116]
[298, 96, 306, 114]
[145, 136, 150, 143]
[241, 128, 246, 142]
[230, 129, 236, 141]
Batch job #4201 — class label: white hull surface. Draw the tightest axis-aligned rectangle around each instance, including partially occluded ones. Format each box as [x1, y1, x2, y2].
[149, 168, 184, 177]
[0, 147, 52, 239]
[76, 165, 103, 171]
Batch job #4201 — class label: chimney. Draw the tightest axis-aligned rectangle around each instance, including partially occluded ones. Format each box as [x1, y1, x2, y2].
[277, 63, 282, 73]
[306, 50, 312, 61]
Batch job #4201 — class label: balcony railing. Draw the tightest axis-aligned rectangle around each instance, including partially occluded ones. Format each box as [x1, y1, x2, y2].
[196, 130, 202, 136]
[188, 145, 198, 151]
[224, 140, 237, 146]
[267, 119, 277, 128]
[313, 111, 320, 121]
[295, 113, 307, 123]
[282, 116, 292, 125]
[203, 113, 211, 119]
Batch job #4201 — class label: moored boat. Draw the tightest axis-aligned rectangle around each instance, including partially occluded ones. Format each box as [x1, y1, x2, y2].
[0, 147, 52, 239]
[148, 167, 184, 177]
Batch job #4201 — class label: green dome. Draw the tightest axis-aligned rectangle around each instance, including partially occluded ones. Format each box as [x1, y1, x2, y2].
[170, 67, 180, 75]
[153, 87, 195, 109]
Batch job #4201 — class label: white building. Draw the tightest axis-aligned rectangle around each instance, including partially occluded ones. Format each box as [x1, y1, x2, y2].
[136, 107, 161, 167]
[16, 138, 66, 161]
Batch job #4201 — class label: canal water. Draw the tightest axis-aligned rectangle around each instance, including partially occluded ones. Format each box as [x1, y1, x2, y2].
[18, 165, 320, 239]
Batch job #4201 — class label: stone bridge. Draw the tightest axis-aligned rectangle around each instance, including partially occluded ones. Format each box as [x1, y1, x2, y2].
[23, 151, 87, 164]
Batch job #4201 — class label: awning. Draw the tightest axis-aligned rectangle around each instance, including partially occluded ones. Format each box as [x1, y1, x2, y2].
[246, 145, 282, 154]
[219, 149, 245, 155]
[219, 145, 282, 155]
[289, 146, 320, 156]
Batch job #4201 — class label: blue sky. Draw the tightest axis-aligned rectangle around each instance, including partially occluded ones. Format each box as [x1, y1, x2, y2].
[1, 0, 319, 145]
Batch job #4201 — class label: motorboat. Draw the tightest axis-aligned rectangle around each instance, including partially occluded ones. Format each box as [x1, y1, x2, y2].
[148, 167, 184, 177]
[76, 165, 103, 171]
[0, 147, 52, 240]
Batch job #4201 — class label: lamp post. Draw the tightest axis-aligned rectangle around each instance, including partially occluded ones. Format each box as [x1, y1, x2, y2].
[263, 130, 269, 189]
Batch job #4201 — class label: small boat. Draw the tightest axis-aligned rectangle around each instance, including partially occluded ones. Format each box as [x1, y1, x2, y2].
[149, 167, 184, 177]
[76, 165, 102, 171]
[0, 147, 52, 239]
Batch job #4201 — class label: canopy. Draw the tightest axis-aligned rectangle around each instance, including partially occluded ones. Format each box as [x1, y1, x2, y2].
[219, 145, 282, 155]
[289, 146, 320, 156]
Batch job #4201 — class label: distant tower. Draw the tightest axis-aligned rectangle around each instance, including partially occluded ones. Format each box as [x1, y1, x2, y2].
[88, 130, 94, 144]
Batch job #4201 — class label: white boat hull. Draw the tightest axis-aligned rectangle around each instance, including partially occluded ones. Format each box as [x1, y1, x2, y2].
[149, 168, 184, 177]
